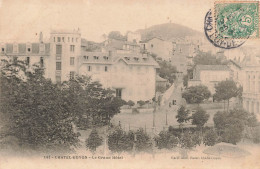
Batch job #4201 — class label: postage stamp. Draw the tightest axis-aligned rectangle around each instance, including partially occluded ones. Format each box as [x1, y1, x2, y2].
[214, 1, 260, 39]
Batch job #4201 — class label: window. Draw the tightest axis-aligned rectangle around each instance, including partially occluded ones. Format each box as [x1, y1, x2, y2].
[40, 57, 44, 67]
[62, 37, 65, 42]
[70, 45, 75, 52]
[56, 62, 61, 70]
[94, 56, 99, 60]
[57, 37, 61, 42]
[68, 37, 70, 42]
[56, 75, 61, 83]
[72, 38, 74, 42]
[105, 66, 108, 72]
[84, 56, 88, 60]
[116, 89, 122, 98]
[151, 44, 153, 48]
[26, 57, 30, 65]
[1, 48, 4, 52]
[27, 48, 31, 52]
[70, 57, 75, 65]
[54, 37, 55, 42]
[56, 45, 62, 54]
[70, 71, 75, 80]
[88, 66, 91, 71]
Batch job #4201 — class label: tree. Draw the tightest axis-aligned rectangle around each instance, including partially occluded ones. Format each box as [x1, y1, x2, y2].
[86, 129, 103, 152]
[213, 108, 258, 144]
[203, 129, 218, 146]
[157, 60, 177, 84]
[182, 85, 211, 105]
[193, 51, 225, 65]
[214, 80, 239, 111]
[108, 31, 126, 41]
[154, 131, 178, 149]
[191, 107, 209, 129]
[0, 61, 80, 153]
[183, 74, 189, 88]
[176, 106, 190, 132]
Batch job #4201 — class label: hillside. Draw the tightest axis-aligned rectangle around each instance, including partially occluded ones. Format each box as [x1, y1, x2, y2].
[136, 23, 203, 41]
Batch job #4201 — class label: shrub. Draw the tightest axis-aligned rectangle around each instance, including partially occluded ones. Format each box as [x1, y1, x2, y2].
[107, 127, 133, 153]
[127, 100, 135, 107]
[203, 129, 218, 146]
[154, 131, 178, 150]
[134, 128, 152, 152]
[180, 131, 195, 149]
[137, 100, 146, 107]
[85, 129, 103, 152]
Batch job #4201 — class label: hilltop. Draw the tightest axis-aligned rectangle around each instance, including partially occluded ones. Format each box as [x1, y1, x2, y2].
[135, 23, 203, 41]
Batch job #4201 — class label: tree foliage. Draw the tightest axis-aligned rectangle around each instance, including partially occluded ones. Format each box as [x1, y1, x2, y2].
[134, 128, 152, 152]
[108, 31, 126, 41]
[203, 129, 218, 146]
[154, 130, 178, 150]
[107, 127, 134, 153]
[193, 51, 225, 65]
[191, 107, 209, 129]
[157, 61, 177, 84]
[214, 80, 240, 110]
[213, 108, 258, 144]
[176, 106, 190, 124]
[0, 59, 125, 153]
[86, 129, 103, 152]
[182, 85, 211, 104]
[0, 61, 80, 153]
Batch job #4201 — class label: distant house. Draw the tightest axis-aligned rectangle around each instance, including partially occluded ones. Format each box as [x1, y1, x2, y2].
[140, 37, 172, 61]
[189, 65, 232, 93]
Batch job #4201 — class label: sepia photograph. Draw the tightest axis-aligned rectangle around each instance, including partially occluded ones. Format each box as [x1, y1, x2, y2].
[0, 0, 259, 168]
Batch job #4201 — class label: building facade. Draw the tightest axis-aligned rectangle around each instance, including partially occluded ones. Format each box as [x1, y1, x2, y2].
[0, 29, 159, 102]
[189, 65, 232, 94]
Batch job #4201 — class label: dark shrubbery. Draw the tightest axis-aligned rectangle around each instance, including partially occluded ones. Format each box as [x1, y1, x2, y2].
[203, 129, 218, 146]
[154, 131, 178, 150]
[86, 129, 103, 152]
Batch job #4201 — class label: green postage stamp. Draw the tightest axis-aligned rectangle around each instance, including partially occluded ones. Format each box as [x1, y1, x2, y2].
[215, 1, 260, 39]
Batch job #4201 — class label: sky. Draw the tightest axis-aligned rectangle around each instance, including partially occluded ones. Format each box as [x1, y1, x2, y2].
[0, 0, 214, 42]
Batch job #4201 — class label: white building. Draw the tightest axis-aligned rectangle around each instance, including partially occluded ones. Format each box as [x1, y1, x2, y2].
[189, 65, 232, 94]
[0, 29, 159, 102]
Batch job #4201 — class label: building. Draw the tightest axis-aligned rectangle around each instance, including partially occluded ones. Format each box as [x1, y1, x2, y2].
[140, 37, 173, 61]
[189, 65, 232, 94]
[240, 55, 260, 114]
[0, 29, 159, 102]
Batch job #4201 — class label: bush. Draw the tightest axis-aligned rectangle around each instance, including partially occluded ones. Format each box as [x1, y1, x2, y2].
[252, 127, 260, 144]
[203, 129, 218, 146]
[192, 131, 202, 146]
[108, 127, 133, 153]
[180, 131, 195, 149]
[127, 100, 135, 107]
[86, 129, 103, 152]
[191, 107, 209, 129]
[154, 131, 178, 150]
[137, 100, 146, 107]
[134, 128, 152, 152]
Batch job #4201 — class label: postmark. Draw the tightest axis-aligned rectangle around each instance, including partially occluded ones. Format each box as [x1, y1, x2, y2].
[215, 1, 260, 39]
[204, 9, 246, 49]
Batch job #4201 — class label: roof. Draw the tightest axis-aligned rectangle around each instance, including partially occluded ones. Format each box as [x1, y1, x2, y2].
[140, 37, 165, 43]
[80, 51, 159, 67]
[228, 59, 242, 69]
